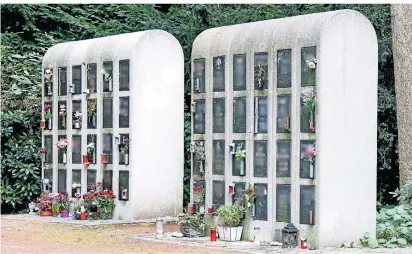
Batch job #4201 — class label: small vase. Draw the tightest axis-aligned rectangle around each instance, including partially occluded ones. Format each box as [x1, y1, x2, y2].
[124, 153, 129, 165]
[76, 187, 81, 194]
[48, 119, 52, 130]
[199, 205, 205, 214]
[108, 81, 113, 92]
[60, 210, 69, 218]
[92, 115, 96, 127]
[309, 116, 315, 132]
[74, 121, 81, 129]
[62, 153, 67, 164]
[309, 163, 314, 178]
[61, 115, 66, 128]
[47, 84, 52, 95]
[239, 159, 245, 176]
[199, 160, 204, 174]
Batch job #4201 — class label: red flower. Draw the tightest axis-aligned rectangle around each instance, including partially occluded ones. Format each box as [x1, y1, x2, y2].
[111, 194, 116, 199]
[94, 192, 99, 196]
[99, 190, 105, 195]
[88, 194, 94, 200]
[105, 194, 111, 199]
[75, 193, 81, 199]
[193, 186, 201, 192]
[104, 190, 108, 194]
[108, 190, 113, 195]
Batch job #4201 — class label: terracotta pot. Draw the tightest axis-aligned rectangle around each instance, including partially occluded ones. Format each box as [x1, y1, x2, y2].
[40, 210, 52, 216]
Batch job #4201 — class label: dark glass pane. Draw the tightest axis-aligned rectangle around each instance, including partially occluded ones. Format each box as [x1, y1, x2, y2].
[277, 95, 291, 133]
[87, 63, 97, 93]
[193, 140, 205, 176]
[254, 53, 268, 90]
[72, 65, 82, 94]
[253, 140, 267, 177]
[254, 184, 268, 221]
[194, 99, 205, 134]
[300, 140, 316, 178]
[57, 135, 67, 163]
[301, 47, 317, 87]
[119, 171, 129, 201]
[103, 170, 113, 190]
[72, 169, 81, 197]
[72, 100, 82, 129]
[193, 59, 205, 93]
[58, 67, 67, 95]
[103, 134, 113, 164]
[119, 59, 130, 91]
[300, 95, 316, 133]
[87, 99, 97, 129]
[233, 97, 246, 133]
[102, 61, 114, 92]
[232, 140, 246, 176]
[213, 140, 225, 175]
[233, 54, 246, 91]
[234, 182, 245, 202]
[87, 170, 96, 192]
[119, 134, 129, 165]
[44, 135, 53, 163]
[119, 97, 129, 128]
[58, 169, 67, 194]
[87, 135, 97, 164]
[72, 135, 81, 164]
[212, 180, 225, 208]
[44, 68, 53, 96]
[213, 56, 225, 92]
[44, 169, 53, 191]
[255, 97, 268, 133]
[276, 184, 291, 222]
[103, 97, 113, 128]
[193, 180, 206, 206]
[213, 98, 225, 133]
[277, 49, 292, 88]
[300, 185, 315, 225]
[44, 102, 53, 130]
[276, 140, 291, 177]
[58, 101, 67, 130]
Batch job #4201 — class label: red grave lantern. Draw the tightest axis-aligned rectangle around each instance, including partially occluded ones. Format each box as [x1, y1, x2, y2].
[207, 207, 214, 214]
[101, 154, 108, 164]
[188, 203, 195, 214]
[40, 147, 47, 153]
[40, 120, 45, 129]
[228, 183, 235, 195]
[82, 155, 90, 164]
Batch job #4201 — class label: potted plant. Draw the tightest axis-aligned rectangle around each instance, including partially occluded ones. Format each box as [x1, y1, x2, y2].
[122, 138, 130, 165]
[44, 104, 52, 130]
[36, 192, 54, 216]
[56, 138, 68, 163]
[84, 182, 116, 219]
[302, 90, 316, 132]
[193, 185, 205, 213]
[234, 144, 246, 176]
[178, 212, 206, 238]
[73, 112, 82, 129]
[88, 100, 97, 127]
[56, 192, 71, 217]
[216, 201, 244, 242]
[52, 201, 61, 217]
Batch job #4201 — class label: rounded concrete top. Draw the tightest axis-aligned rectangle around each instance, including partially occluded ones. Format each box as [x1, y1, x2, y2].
[43, 30, 179, 67]
[192, 9, 375, 58]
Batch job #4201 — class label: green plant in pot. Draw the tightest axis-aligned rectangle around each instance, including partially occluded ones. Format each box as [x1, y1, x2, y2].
[216, 201, 244, 242]
[56, 192, 71, 218]
[178, 212, 206, 238]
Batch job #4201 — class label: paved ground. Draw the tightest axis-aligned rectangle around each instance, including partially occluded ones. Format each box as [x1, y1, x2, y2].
[2, 215, 412, 254]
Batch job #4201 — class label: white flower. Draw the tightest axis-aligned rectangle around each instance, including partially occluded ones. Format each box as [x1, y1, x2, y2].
[72, 183, 81, 189]
[308, 61, 316, 69]
[87, 143, 95, 149]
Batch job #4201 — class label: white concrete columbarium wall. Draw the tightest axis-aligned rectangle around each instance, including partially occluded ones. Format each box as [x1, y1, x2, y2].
[42, 30, 184, 221]
[190, 10, 377, 248]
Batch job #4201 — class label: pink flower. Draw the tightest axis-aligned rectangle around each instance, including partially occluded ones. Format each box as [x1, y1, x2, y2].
[75, 193, 81, 199]
[82, 60, 86, 66]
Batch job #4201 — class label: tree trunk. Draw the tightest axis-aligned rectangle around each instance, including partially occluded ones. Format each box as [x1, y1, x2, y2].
[392, 4, 412, 187]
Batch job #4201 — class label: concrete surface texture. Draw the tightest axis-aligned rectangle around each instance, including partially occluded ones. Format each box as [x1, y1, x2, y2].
[42, 30, 184, 221]
[191, 9, 378, 248]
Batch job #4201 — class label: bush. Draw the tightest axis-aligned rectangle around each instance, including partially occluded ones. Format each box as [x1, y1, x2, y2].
[390, 180, 412, 204]
[216, 201, 243, 227]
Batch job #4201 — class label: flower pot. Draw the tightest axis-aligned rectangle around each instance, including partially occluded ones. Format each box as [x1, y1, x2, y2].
[219, 226, 243, 242]
[101, 154, 108, 164]
[40, 210, 52, 216]
[309, 163, 314, 179]
[98, 207, 113, 220]
[108, 81, 113, 92]
[47, 84, 52, 95]
[82, 155, 90, 164]
[90, 115, 96, 127]
[62, 153, 67, 164]
[74, 121, 81, 129]
[80, 212, 87, 220]
[239, 159, 245, 176]
[60, 210, 69, 218]
[199, 205, 205, 214]
[47, 119, 52, 130]
[124, 153, 129, 165]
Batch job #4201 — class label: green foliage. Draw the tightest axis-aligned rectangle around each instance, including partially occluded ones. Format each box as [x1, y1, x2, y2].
[376, 204, 412, 247]
[178, 212, 206, 231]
[0, 4, 399, 212]
[216, 201, 244, 227]
[390, 180, 412, 204]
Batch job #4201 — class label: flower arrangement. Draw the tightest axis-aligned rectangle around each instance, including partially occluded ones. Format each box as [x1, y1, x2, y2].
[301, 90, 316, 117]
[87, 142, 95, 156]
[302, 145, 316, 164]
[88, 100, 96, 116]
[101, 69, 113, 83]
[56, 192, 71, 211]
[123, 138, 130, 154]
[73, 112, 82, 120]
[190, 141, 205, 161]
[82, 182, 116, 219]
[44, 104, 52, 120]
[244, 184, 256, 206]
[193, 186, 205, 203]
[235, 144, 246, 161]
[36, 192, 54, 211]
[56, 139, 68, 151]
[306, 58, 317, 69]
